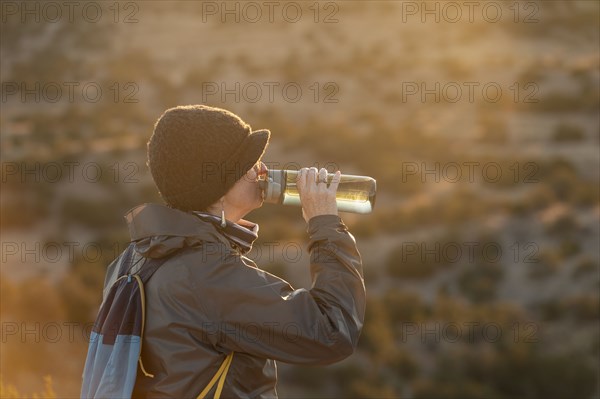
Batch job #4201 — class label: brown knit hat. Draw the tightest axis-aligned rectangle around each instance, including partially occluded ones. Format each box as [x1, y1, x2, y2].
[147, 105, 270, 211]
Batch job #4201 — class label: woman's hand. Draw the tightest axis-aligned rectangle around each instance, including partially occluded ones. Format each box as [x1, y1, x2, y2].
[296, 167, 341, 223]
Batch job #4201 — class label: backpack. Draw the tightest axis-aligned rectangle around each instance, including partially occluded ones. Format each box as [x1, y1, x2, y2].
[81, 243, 234, 399]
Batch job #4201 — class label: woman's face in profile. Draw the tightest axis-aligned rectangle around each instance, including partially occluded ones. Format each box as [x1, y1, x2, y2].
[224, 161, 268, 218]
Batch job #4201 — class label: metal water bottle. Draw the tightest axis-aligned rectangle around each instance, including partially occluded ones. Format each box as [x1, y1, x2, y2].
[258, 169, 376, 214]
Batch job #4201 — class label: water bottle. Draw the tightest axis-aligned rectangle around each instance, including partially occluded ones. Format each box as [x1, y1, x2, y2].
[258, 169, 376, 214]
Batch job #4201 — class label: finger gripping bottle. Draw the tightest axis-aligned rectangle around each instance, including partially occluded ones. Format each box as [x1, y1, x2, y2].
[258, 169, 376, 214]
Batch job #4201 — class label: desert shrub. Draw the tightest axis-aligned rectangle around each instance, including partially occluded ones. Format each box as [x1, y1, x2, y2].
[413, 378, 497, 399]
[280, 51, 304, 82]
[570, 181, 600, 207]
[528, 250, 561, 279]
[517, 62, 546, 84]
[346, 376, 399, 399]
[57, 263, 104, 324]
[331, 352, 405, 397]
[0, 191, 50, 229]
[537, 156, 599, 204]
[350, 217, 378, 238]
[438, 186, 490, 224]
[358, 297, 395, 362]
[10, 46, 80, 83]
[413, 351, 500, 399]
[361, 262, 380, 285]
[558, 239, 581, 259]
[376, 188, 487, 234]
[537, 159, 582, 203]
[390, 349, 420, 380]
[330, 364, 371, 398]
[58, 234, 124, 323]
[543, 211, 580, 236]
[508, 184, 556, 215]
[571, 257, 597, 279]
[492, 345, 597, 399]
[532, 90, 597, 113]
[4, 277, 66, 322]
[538, 202, 582, 237]
[458, 263, 504, 303]
[553, 123, 585, 142]
[383, 289, 430, 324]
[477, 113, 508, 144]
[479, 157, 536, 189]
[282, 365, 328, 392]
[60, 197, 130, 230]
[414, 343, 598, 399]
[562, 295, 600, 322]
[438, 57, 472, 80]
[184, 65, 217, 90]
[537, 298, 565, 321]
[537, 158, 572, 182]
[386, 243, 438, 280]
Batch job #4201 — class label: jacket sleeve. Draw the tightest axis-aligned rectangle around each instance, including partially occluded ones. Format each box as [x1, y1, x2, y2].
[195, 215, 366, 365]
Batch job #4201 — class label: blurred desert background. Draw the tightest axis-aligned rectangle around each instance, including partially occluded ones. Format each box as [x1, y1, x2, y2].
[1, 1, 599, 398]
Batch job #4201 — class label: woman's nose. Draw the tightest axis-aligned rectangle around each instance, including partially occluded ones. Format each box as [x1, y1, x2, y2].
[259, 162, 268, 175]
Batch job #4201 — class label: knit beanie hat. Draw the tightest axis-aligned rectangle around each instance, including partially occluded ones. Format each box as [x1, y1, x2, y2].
[147, 105, 270, 211]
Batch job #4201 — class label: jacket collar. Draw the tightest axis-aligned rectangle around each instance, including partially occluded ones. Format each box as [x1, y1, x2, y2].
[125, 203, 230, 258]
[125, 203, 222, 241]
[192, 212, 259, 255]
[125, 203, 258, 258]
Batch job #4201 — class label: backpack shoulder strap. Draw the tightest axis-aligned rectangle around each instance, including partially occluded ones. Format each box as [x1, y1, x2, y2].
[135, 247, 188, 283]
[125, 245, 190, 378]
[119, 243, 180, 283]
[116, 243, 137, 277]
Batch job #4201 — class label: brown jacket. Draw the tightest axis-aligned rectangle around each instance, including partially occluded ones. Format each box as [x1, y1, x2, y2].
[102, 203, 365, 398]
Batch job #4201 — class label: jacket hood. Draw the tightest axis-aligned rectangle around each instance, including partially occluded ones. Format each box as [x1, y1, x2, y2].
[125, 203, 230, 258]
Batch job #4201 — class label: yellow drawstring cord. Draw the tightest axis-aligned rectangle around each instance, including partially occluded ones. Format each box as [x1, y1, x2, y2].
[134, 274, 155, 378]
[197, 352, 235, 399]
